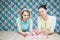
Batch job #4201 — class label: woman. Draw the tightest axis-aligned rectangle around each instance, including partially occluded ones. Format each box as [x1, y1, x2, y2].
[16, 8, 33, 36]
[36, 5, 56, 35]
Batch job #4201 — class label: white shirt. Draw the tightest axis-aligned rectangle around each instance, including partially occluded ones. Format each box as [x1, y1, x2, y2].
[38, 15, 56, 32]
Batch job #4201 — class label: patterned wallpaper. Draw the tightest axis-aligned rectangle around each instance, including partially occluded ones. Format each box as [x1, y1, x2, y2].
[0, 0, 60, 33]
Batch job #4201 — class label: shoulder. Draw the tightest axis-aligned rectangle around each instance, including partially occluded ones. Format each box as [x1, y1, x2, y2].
[37, 16, 42, 21]
[37, 16, 42, 23]
[16, 17, 20, 21]
[28, 18, 33, 24]
[16, 17, 22, 23]
[28, 18, 33, 22]
[49, 15, 56, 23]
[49, 15, 56, 20]
[38, 16, 41, 20]
[16, 17, 19, 20]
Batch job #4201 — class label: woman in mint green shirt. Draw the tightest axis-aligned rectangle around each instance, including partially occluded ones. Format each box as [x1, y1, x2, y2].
[16, 9, 33, 36]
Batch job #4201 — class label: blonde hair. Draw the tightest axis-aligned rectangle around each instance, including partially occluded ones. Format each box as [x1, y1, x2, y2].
[20, 10, 31, 20]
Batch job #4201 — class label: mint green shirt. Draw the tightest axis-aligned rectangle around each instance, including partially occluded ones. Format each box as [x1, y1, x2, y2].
[16, 17, 33, 32]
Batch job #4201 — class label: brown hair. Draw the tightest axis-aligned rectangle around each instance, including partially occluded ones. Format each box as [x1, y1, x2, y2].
[20, 10, 31, 20]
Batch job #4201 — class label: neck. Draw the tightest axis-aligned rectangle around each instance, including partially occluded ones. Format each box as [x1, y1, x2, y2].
[42, 15, 48, 21]
[23, 20, 27, 23]
[23, 20, 26, 22]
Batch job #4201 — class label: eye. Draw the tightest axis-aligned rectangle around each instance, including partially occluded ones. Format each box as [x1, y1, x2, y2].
[27, 15, 29, 16]
[39, 10, 43, 13]
[24, 15, 26, 16]
[24, 15, 29, 16]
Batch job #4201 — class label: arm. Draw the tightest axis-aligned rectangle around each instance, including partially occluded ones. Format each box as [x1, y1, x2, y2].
[30, 23, 33, 32]
[50, 16, 56, 33]
[45, 31, 54, 35]
[17, 23, 25, 36]
[16, 18, 26, 36]
[38, 17, 41, 31]
[46, 16, 56, 35]
[35, 17, 42, 34]
[30, 19, 33, 32]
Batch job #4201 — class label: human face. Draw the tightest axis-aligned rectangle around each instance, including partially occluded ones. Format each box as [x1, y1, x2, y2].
[22, 11, 30, 22]
[38, 8, 47, 18]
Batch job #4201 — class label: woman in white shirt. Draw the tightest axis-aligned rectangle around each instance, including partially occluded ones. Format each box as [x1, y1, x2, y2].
[36, 5, 56, 35]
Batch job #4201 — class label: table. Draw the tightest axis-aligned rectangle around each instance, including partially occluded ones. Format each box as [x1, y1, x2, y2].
[0, 31, 60, 40]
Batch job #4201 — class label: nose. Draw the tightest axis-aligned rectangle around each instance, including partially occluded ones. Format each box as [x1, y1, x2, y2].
[40, 13, 43, 15]
[25, 16, 28, 18]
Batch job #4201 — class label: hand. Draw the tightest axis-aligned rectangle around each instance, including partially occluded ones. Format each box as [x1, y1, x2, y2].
[23, 33, 27, 37]
[25, 32, 30, 36]
[35, 29, 41, 35]
[18, 32, 28, 37]
[30, 32, 36, 36]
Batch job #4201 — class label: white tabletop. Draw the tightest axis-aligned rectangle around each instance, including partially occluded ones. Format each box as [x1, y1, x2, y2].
[0, 31, 60, 40]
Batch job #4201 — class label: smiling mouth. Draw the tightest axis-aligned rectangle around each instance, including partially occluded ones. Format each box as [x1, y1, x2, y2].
[24, 18, 27, 19]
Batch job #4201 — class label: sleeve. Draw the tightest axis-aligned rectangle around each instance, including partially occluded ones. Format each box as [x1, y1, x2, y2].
[16, 18, 20, 24]
[37, 17, 41, 30]
[30, 19, 33, 24]
[50, 16, 56, 32]
[16, 18, 22, 33]
[30, 19, 33, 32]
